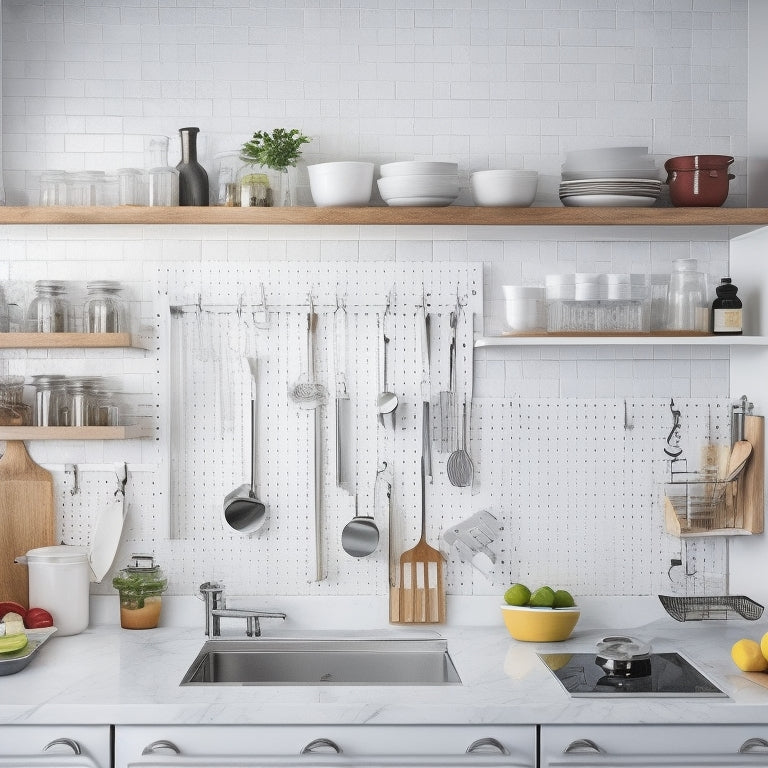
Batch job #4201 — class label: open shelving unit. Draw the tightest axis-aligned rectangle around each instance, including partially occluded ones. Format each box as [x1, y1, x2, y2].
[0, 332, 140, 349]
[0, 426, 152, 440]
[475, 334, 768, 347]
[1, 205, 768, 227]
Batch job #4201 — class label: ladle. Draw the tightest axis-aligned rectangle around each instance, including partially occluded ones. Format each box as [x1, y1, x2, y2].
[223, 358, 267, 535]
[377, 315, 398, 428]
[341, 495, 380, 558]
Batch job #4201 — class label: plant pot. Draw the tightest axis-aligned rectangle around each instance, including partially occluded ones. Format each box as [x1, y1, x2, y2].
[664, 155, 735, 207]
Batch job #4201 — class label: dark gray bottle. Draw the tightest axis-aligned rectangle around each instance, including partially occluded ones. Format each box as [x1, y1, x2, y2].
[177, 127, 209, 206]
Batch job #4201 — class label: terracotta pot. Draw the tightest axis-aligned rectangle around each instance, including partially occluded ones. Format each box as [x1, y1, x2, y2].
[664, 155, 735, 207]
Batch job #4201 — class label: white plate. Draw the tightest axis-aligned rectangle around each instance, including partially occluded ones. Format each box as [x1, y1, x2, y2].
[560, 195, 658, 207]
[560, 178, 662, 186]
[383, 196, 457, 207]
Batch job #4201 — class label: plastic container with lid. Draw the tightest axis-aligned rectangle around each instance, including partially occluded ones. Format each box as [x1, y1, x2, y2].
[112, 554, 168, 630]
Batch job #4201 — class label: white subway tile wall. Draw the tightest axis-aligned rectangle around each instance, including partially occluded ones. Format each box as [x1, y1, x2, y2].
[0, 0, 749, 598]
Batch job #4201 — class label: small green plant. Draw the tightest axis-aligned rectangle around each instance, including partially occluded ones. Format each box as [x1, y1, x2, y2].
[240, 128, 310, 171]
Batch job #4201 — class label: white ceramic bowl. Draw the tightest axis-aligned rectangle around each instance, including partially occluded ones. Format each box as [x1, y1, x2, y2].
[470, 170, 538, 207]
[377, 174, 459, 201]
[307, 161, 374, 207]
[379, 161, 458, 178]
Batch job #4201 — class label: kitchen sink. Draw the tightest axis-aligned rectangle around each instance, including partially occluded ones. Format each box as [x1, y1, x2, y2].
[180, 636, 461, 686]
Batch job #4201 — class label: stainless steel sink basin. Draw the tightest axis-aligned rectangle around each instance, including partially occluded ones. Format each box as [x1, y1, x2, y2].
[180, 637, 461, 686]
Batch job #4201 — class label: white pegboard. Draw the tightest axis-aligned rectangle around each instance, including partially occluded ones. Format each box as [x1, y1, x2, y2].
[156, 262, 482, 595]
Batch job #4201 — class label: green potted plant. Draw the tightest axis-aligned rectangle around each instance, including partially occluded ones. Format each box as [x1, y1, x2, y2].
[239, 128, 310, 207]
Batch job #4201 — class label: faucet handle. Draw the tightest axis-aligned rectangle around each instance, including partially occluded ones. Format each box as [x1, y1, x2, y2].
[199, 581, 225, 601]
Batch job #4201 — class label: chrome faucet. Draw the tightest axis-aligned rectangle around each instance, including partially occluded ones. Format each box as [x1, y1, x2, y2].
[199, 582, 286, 638]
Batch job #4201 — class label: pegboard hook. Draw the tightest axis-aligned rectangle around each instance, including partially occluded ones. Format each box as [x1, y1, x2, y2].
[66, 463, 79, 496]
[114, 462, 128, 499]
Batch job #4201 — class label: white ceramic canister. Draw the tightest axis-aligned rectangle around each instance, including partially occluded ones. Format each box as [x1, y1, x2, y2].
[17, 545, 90, 636]
[501, 285, 545, 332]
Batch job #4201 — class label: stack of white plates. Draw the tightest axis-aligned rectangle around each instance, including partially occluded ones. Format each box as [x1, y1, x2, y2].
[561, 146, 660, 181]
[559, 178, 663, 207]
[377, 161, 459, 206]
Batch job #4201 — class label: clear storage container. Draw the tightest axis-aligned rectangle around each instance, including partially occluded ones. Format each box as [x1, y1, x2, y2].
[112, 554, 168, 630]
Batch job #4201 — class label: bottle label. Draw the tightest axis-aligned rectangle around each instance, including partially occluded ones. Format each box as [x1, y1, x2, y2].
[713, 308, 742, 333]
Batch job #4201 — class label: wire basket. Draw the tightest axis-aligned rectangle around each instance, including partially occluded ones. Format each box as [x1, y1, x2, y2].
[659, 594, 764, 622]
[664, 477, 738, 534]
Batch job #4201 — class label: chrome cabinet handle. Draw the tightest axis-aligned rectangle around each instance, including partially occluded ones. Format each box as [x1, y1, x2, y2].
[466, 738, 509, 755]
[142, 741, 181, 756]
[43, 739, 81, 755]
[301, 738, 342, 755]
[564, 739, 603, 754]
[739, 738, 768, 753]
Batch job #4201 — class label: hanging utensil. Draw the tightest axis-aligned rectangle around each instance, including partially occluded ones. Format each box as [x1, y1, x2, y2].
[88, 463, 129, 583]
[446, 400, 474, 487]
[341, 494, 380, 558]
[395, 401, 446, 624]
[223, 357, 267, 535]
[377, 312, 398, 428]
[335, 300, 354, 494]
[439, 311, 457, 452]
[289, 299, 327, 409]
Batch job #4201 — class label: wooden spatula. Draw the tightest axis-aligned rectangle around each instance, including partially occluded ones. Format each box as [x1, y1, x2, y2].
[0, 441, 55, 605]
[397, 401, 445, 624]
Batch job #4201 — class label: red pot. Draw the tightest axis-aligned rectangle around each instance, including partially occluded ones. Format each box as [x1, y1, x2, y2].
[664, 155, 735, 207]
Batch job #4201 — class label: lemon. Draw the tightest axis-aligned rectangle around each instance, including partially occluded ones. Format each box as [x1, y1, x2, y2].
[553, 589, 575, 608]
[731, 638, 768, 672]
[529, 586, 556, 608]
[760, 632, 768, 662]
[504, 583, 531, 606]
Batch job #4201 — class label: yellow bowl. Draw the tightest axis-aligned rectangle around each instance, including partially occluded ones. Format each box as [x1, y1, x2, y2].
[500, 604, 580, 642]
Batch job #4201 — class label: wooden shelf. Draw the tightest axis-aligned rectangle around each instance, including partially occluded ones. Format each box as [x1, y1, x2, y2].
[0, 332, 136, 349]
[1, 205, 768, 227]
[475, 333, 768, 347]
[0, 426, 152, 440]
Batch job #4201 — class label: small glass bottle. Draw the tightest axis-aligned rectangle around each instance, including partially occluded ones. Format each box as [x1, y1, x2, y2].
[177, 127, 209, 206]
[26, 280, 70, 333]
[83, 281, 127, 333]
[146, 136, 179, 207]
[712, 277, 743, 335]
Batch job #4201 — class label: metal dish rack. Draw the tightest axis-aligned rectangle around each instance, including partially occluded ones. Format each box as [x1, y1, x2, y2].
[659, 594, 764, 622]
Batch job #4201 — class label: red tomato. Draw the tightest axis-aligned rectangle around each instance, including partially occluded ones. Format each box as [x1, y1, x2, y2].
[0, 601, 28, 620]
[24, 607, 54, 629]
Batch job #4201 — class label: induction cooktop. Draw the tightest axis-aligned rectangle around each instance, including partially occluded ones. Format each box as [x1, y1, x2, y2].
[538, 651, 727, 698]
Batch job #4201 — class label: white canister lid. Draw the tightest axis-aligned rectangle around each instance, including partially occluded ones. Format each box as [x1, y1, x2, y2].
[23, 545, 89, 564]
[502, 285, 544, 300]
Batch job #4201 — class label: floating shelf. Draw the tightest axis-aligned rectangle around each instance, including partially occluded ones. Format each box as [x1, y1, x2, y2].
[0, 426, 153, 440]
[0, 332, 137, 349]
[1, 205, 768, 227]
[475, 333, 768, 347]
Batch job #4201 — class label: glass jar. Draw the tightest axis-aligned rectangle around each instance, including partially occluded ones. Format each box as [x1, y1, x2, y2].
[238, 162, 289, 207]
[59, 378, 90, 427]
[112, 554, 168, 630]
[146, 136, 179, 207]
[40, 170, 68, 206]
[0, 375, 31, 426]
[26, 280, 70, 333]
[116, 168, 144, 206]
[665, 258, 709, 332]
[213, 151, 242, 206]
[30, 374, 66, 426]
[83, 281, 127, 333]
[88, 381, 119, 427]
[67, 171, 105, 206]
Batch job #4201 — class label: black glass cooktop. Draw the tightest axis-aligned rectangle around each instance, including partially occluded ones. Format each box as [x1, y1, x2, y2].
[538, 652, 727, 697]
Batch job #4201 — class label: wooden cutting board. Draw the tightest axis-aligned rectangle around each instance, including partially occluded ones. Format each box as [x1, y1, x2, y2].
[0, 441, 56, 606]
[742, 671, 768, 690]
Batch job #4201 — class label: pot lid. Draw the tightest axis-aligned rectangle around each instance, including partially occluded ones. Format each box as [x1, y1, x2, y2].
[595, 635, 652, 661]
[23, 545, 89, 564]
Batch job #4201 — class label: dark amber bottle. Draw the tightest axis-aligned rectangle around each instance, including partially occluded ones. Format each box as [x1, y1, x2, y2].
[712, 277, 742, 335]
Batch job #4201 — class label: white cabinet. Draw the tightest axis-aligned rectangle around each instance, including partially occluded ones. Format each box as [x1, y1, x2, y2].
[541, 725, 768, 767]
[115, 724, 536, 768]
[0, 725, 110, 768]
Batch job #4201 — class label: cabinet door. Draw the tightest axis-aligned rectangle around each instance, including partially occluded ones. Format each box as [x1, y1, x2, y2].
[0, 725, 110, 768]
[541, 724, 768, 766]
[115, 724, 536, 768]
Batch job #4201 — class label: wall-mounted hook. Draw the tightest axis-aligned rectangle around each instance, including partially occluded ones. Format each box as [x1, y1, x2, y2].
[623, 400, 634, 431]
[114, 462, 128, 499]
[664, 398, 683, 458]
[66, 463, 79, 496]
[253, 283, 270, 329]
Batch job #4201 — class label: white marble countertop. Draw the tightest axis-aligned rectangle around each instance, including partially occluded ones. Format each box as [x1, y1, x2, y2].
[3, 602, 768, 726]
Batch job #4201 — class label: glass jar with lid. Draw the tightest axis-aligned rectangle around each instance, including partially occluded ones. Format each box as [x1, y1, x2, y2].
[83, 281, 127, 333]
[67, 170, 105, 206]
[112, 554, 168, 630]
[30, 374, 66, 426]
[0, 375, 31, 426]
[25, 280, 70, 333]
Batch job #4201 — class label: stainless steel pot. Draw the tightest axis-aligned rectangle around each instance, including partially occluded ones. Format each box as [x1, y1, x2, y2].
[595, 636, 652, 677]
